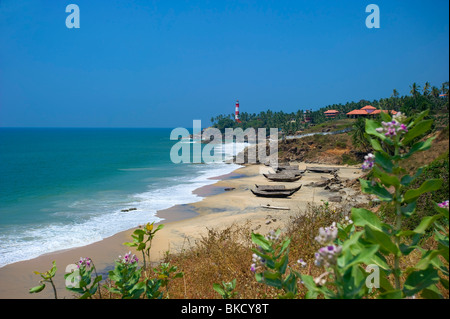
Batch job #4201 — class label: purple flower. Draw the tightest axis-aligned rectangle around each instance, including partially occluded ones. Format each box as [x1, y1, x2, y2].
[315, 222, 338, 245]
[314, 245, 342, 267]
[377, 113, 408, 138]
[77, 257, 93, 270]
[438, 200, 449, 209]
[297, 258, 307, 268]
[362, 153, 375, 171]
[119, 252, 138, 265]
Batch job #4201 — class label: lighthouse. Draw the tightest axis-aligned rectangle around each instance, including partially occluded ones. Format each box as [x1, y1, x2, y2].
[235, 100, 242, 123]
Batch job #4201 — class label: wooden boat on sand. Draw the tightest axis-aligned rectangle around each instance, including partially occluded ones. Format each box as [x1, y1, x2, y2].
[251, 185, 302, 198]
[263, 174, 302, 182]
[306, 166, 340, 173]
[255, 184, 302, 192]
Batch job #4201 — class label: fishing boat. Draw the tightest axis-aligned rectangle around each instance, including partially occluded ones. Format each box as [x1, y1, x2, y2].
[251, 188, 297, 198]
[255, 184, 302, 193]
[306, 166, 340, 173]
[263, 174, 302, 182]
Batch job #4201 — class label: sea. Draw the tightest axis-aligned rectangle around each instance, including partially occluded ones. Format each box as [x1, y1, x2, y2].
[0, 128, 247, 268]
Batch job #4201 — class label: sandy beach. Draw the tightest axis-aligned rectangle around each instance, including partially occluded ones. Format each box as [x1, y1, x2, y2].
[0, 162, 368, 299]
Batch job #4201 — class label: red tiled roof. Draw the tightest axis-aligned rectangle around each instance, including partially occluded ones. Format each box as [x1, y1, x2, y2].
[361, 105, 376, 110]
[347, 110, 368, 115]
[324, 110, 339, 114]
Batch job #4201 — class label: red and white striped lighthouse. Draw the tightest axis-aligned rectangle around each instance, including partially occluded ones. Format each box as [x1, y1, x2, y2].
[235, 100, 242, 123]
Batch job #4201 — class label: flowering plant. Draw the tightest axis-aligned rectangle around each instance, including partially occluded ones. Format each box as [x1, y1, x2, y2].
[251, 110, 448, 299]
[29, 261, 58, 299]
[106, 252, 143, 299]
[124, 222, 164, 270]
[350, 109, 448, 298]
[64, 257, 103, 299]
[250, 229, 300, 299]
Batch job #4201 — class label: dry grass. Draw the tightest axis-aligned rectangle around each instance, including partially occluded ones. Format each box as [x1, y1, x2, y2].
[161, 202, 448, 299]
[164, 203, 353, 299]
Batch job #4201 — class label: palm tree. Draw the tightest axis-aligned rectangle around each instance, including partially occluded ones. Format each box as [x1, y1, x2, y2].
[391, 89, 400, 110]
[392, 89, 399, 98]
[352, 117, 370, 152]
[423, 82, 431, 96]
[431, 86, 440, 99]
[441, 82, 449, 96]
[410, 82, 421, 109]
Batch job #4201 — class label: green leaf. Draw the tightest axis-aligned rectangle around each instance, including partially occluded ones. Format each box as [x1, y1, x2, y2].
[407, 109, 429, 129]
[374, 152, 394, 173]
[404, 137, 435, 159]
[251, 233, 272, 251]
[49, 261, 57, 277]
[440, 278, 449, 290]
[403, 265, 440, 297]
[379, 289, 403, 299]
[413, 215, 441, 234]
[364, 225, 400, 256]
[399, 234, 422, 256]
[402, 119, 433, 145]
[29, 284, 46, 293]
[415, 250, 442, 271]
[400, 202, 416, 218]
[343, 244, 379, 270]
[373, 167, 399, 187]
[365, 119, 386, 140]
[262, 271, 282, 289]
[403, 179, 443, 203]
[359, 179, 393, 202]
[400, 167, 424, 186]
[282, 272, 299, 295]
[133, 229, 146, 236]
[275, 253, 289, 275]
[213, 283, 225, 297]
[278, 237, 291, 256]
[351, 207, 383, 231]
[369, 138, 384, 153]
[255, 272, 264, 283]
[421, 285, 443, 299]
[300, 274, 320, 297]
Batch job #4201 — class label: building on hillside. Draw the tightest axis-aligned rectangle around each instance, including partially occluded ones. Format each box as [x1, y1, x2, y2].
[304, 110, 312, 123]
[346, 105, 397, 118]
[324, 109, 339, 119]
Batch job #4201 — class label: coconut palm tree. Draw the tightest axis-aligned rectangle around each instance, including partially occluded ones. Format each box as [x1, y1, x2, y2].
[423, 82, 431, 96]
[352, 117, 370, 152]
[390, 89, 400, 110]
[441, 82, 449, 96]
[410, 82, 421, 109]
[431, 86, 440, 99]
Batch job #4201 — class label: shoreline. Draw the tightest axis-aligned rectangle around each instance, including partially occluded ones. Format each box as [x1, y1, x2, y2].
[0, 162, 367, 299]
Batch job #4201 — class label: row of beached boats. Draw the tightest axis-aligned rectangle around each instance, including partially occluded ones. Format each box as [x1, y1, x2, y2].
[251, 164, 340, 198]
[252, 164, 303, 198]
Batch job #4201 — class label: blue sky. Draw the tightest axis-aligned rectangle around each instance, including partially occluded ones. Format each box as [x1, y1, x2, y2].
[0, 0, 448, 128]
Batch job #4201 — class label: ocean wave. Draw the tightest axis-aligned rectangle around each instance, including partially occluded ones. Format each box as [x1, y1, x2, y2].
[0, 142, 247, 268]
